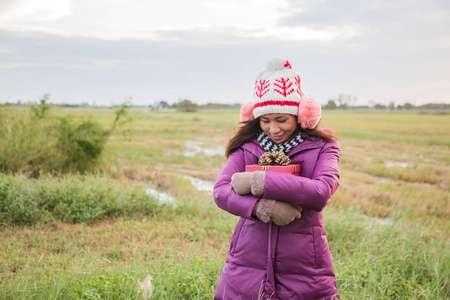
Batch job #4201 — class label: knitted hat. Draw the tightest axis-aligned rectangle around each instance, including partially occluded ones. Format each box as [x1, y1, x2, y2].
[240, 56, 322, 129]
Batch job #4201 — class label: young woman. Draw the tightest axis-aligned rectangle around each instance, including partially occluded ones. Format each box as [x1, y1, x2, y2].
[213, 57, 340, 300]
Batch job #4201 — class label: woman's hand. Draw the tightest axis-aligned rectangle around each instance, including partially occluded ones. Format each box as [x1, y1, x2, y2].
[253, 198, 302, 226]
[231, 171, 266, 196]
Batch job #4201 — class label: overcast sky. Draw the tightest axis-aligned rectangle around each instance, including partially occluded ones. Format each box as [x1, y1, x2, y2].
[0, 0, 449, 106]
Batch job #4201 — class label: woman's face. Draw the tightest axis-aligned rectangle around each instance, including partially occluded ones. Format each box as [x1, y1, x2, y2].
[259, 114, 297, 144]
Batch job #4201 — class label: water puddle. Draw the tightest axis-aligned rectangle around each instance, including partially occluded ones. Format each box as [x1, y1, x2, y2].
[384, 161, 411, 168]
[363, 215, 392, 226]
[369, 175, 396, 185]
[182, 175, 215, 192]
[418, 154, 437, 163]
[145, 187, 177, 208]
[154, 163, 165, 170]
[183, 140, 224, 157]
[373, 218, 392, 226]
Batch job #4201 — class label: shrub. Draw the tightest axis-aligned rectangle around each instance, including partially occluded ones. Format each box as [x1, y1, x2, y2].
[0, 107, 57, 176]
[30, 94, 52, 119]
[0, 101, 131, 175]
[0, 174, 160, 225]
[56, 116, 109, 173]
[176, 99, 199, 112]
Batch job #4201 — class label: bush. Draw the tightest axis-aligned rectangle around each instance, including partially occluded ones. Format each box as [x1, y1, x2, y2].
[30, 94, 52, 119]
[176, 99, 199, 112]
[0, 107, 57, 176]
[0, 102, 130, 175]
[0, 174, 160, 225]
[56, 116, 109, 173]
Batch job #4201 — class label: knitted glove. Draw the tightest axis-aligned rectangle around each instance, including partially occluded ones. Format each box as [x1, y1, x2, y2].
[250, 171, 266, 196]
[231, 172, 252, 195]
[253, 198, 302, 226]
[231, 171, 267, 196]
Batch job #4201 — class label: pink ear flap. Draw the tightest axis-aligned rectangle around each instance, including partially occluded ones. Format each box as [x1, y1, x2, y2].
[240, 101, 255, 122]
[297, 96, 322, 129]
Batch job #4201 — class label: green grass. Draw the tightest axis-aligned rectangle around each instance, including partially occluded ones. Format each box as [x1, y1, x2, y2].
[326, 206, 449, 299]
[0, 174, 166, 226]
[0, 108, 449, 299]
[1, 205, 447, 299]
[337, 129, 450, 146]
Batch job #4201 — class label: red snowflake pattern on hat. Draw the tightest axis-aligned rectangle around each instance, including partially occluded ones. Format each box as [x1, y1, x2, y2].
[255, 79, 270, 98]
[274, 78, 294, 97]
[295, 75, 303, 96]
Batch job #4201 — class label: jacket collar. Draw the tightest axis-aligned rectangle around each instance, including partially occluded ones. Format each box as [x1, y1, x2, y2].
[241, 137, 325, 159]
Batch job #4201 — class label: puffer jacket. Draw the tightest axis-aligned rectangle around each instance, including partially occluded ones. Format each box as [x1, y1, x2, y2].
[213, 133, 340, 300]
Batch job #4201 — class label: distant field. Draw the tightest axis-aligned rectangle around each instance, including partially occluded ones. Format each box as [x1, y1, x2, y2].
[92, 108, 450, 227]
[0, 108, 449, 299]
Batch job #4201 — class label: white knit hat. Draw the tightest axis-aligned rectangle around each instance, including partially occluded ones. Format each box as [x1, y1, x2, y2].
[253, 56, 303, 118]
[240, 56, 322, 129]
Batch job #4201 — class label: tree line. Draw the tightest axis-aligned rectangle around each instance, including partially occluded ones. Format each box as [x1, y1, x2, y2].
[323, 94, 450, 110]
[2, 95, 449, 112]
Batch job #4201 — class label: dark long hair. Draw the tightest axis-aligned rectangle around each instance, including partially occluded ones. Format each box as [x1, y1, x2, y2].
[225, 117, 338, 159]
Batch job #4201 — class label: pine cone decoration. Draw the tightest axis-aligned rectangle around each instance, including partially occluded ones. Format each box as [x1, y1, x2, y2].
[272, 151, 291, 166]
[258, 151, 291, 166]
[273, 151, 291, 166]
[258, 152, 274, 165]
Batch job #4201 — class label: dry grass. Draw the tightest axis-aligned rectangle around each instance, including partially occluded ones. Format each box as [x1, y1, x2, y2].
[100, 109, 450, 231]
[1, 108, 449, 299]
[0, 213, 232, 283]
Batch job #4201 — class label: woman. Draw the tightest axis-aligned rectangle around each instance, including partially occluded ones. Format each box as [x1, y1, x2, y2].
[213, 57, 340, 299]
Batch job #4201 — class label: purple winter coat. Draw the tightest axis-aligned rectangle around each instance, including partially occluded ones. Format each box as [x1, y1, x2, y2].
[213, 134, 340, 300]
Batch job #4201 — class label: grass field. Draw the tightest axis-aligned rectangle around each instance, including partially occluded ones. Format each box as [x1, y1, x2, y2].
[0, 108, 449, 299]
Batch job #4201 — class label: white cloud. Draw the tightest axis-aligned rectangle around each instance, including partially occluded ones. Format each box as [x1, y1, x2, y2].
[0, 0, 72, 21]
[378, 81, 450, 105]
[0, 0, 353, 42]
[0, 0, 448, 105]
[0, 61, 35, 69]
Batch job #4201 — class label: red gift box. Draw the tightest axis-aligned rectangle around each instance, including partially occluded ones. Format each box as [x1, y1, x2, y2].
[245, 164, 301, 176]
